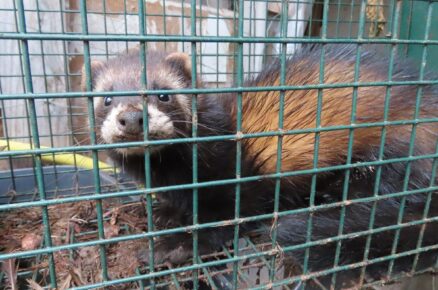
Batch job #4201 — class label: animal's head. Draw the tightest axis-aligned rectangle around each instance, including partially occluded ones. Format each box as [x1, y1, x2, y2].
[82, 50, 193, 155]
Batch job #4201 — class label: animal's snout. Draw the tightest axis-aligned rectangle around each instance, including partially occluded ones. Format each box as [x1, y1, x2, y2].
[117, 110, 143, 134]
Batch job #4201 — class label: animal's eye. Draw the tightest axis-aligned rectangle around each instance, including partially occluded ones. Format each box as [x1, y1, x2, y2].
[158, 94, 170, 102]
[104, 96, 113, 106]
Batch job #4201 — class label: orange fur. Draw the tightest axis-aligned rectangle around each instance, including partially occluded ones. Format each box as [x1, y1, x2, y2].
[233, 50, 437, 176]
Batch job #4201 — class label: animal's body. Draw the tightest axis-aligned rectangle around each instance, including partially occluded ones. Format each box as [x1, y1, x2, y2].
[84, 44, 438, 288]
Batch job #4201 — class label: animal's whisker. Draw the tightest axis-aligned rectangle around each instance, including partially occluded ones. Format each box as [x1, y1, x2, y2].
[172, 120, 231, 135]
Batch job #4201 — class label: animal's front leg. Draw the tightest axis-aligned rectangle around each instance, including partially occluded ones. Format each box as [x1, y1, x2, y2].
[140, 222, 234, 266]
[142, 189, 236, 266]
[139, 232, 234, 266]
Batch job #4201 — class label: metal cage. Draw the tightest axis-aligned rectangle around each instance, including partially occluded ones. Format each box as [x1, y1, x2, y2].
[0, 0, 437, 289]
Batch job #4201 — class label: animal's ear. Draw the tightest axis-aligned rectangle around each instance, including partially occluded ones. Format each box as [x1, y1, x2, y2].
[81, 60, 105, 91]
[164, 52, 192, 82]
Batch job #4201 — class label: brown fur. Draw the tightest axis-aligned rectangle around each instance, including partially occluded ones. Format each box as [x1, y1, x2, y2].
[82, 45, 438, 288]
[232, 47, 437, 179]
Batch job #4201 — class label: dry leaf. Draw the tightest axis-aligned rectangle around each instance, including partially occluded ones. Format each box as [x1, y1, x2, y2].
[26, 279, 44, 290]
[104, 223, 120, 238]
[110, 209, 118, 225]
[1, 200, 149, 288]
[71, 267, 87, 285]
[21, 233, 42, 250]
[58, 273, 72, 290]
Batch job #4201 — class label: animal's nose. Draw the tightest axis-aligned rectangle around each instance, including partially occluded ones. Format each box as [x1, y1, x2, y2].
[117, 111, 143, 134]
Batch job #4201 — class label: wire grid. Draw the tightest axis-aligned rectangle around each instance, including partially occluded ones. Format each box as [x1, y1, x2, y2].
[0, 0, 437, 289]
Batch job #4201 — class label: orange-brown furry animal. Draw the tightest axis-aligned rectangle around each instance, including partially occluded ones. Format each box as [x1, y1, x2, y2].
[237, 47, 436, 177]
[86, 44, 438, 289]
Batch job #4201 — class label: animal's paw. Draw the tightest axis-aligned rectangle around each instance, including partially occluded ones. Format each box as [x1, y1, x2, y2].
[152, 206, 189, 230]
[138, 234, 195, 266]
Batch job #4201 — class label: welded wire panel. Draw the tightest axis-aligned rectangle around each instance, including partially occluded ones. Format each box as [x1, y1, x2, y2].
[0, 0, 437, 290]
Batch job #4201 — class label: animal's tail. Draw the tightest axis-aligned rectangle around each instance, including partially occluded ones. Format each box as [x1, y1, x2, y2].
[274, 189, 438, 289]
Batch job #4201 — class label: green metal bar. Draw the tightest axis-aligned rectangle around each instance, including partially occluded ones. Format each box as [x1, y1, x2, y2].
[249, 0, 255, 76]
[223, 246, 251, 288]
[1, 154, 438, 214]
[302, 1, 330, 287]
[14, 0, 57, 287]
[198, 0, 202, 76]
[12, 0, 39, 207]
[242, 237, 293, 289]
[1, 115, 438, 154]
[409, 9, 438, 274]
[1, 116, 437, 156]
[1, 76, 437, 99]
[137, 0, 156, 288]
[358, 0, 400, 286]
[363, 267, 435, 289]
[0, 187, 438, 260]
[190, 1, 199, 289]
[411, 131, 438, 273]
[34, 0, 61, 196]
[168, 270, 183, 290]
[330, 0, 367, 287]
[387, 0, 433, 278]
[3, 198, 438, 260]
[268, 0, 288, 284]
[249, 244, 438, 290]
[4, 79, 438, 100]
[0, 112, 88, 120]
[197, 256, 219, 290]
[32, 242, 438, 290]
[3, 32, 438, 44]
[335, 0, 343, 38]
[57, 0, 80, 174]
[232, 0, 244, 288]
[102, 0, 112, 61]
[135, 268, 145, 290]
[0, 88, 18, 192]
[0, 0, 398, 14]
[293, 0, 300, 43]
[399, 0, 414, 56]
[261, 0, 269, 66]
[215, 0, 220, 86]
[123, 0, 129, 50]
[181, 0, 186, 53]
[79, 0, 109, 281]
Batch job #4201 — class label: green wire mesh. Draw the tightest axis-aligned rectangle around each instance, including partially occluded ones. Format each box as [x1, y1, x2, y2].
[0, 0, 437, 289]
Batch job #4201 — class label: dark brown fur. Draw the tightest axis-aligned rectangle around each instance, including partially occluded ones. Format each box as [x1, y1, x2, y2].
[84, 45, 438, 289]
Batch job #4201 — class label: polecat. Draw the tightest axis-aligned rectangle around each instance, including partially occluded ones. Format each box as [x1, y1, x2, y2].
[83, 45, 438, 288]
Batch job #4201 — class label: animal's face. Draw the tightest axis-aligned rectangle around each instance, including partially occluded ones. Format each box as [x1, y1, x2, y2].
[82, 50, 193, 155]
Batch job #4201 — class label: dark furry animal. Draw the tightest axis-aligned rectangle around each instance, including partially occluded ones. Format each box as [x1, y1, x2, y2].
[83, 44, 438, 289]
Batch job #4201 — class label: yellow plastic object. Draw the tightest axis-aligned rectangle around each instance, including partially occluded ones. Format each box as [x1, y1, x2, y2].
[0, 139, 116, 172]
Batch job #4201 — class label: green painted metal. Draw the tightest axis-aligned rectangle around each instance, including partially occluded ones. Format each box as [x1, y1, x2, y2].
[190, 1, 200, 289]
[79, 0, 110, 282]
[268, 0, 288, 284]
[0, 0, 437, 289]
[232, 0, 244, 288]
[14, 0, 58, 287]
[358, 0, 401, 285]
[330, 0, 366, 284]
[388, 0, 434, 279]
[399, 0, 438, 72]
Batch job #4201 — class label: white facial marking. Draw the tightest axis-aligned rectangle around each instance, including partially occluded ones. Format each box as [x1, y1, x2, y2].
[101, 103, 125, 144]
[93, 95, 103, 108]
[135, 103, 143, 111]
[99, 103, 174, 156]
[114, 147, 147, 155]
[148, 104, 174, 137]
[175, 94, 191, 121]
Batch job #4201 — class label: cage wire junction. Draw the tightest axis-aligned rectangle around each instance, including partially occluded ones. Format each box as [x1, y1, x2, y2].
[0, 0, 438, 289]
